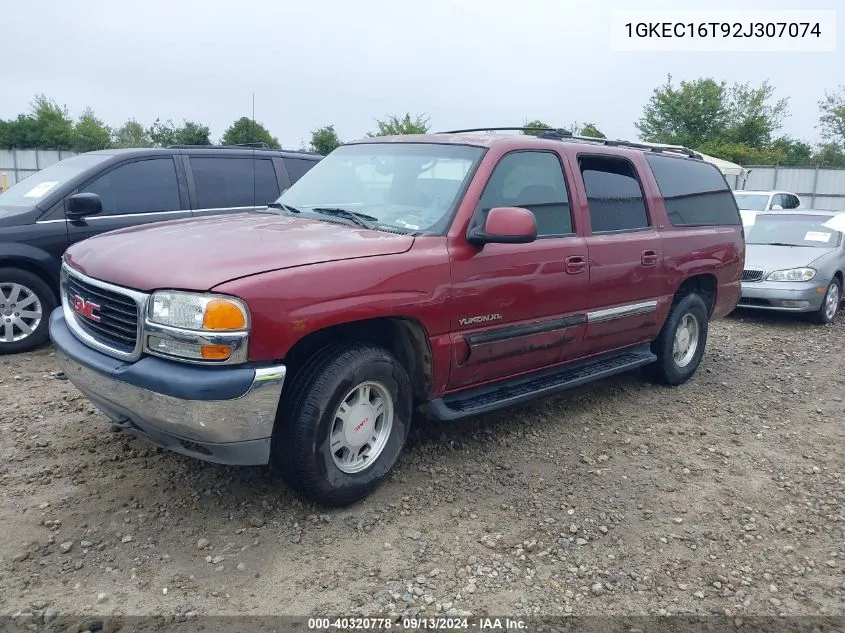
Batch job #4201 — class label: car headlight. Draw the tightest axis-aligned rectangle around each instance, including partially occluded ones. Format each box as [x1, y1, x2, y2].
[145, 291, 249, 363]
[766, 268, 816, 282]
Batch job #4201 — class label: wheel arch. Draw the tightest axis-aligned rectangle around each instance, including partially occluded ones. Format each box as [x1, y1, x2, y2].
[674, 273, 717, 317]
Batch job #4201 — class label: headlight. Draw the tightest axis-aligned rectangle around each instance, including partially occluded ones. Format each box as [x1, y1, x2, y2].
[766, 268, 816, 282]
[145, 291, 249, 363]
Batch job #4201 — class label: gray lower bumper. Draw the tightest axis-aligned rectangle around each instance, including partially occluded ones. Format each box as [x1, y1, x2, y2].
[50, 310, 285, 466]
[738, 281, 828, 313]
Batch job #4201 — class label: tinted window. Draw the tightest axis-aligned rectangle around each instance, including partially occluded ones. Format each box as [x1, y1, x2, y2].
[80, 158, 181, 215]
[787, 194, 801, 209]
[283, 157, 319, 184]
[645, 154, 740, 226]
[579, 156, 648, 232]
[190, 157, 279, 208]
[479, 151, 573, 236]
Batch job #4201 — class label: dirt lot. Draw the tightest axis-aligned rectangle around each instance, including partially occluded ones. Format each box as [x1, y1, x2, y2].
[1, 310, 844, 623]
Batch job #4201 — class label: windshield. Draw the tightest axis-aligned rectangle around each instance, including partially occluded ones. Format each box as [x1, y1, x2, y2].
[746, 215, 841, 248]
[733, 193, 770, 211]
[0, 153, 112, 210]
[275, 142, 485, 233]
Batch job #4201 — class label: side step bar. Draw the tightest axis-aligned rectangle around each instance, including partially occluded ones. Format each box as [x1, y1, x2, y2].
[424, 347, 657, 421]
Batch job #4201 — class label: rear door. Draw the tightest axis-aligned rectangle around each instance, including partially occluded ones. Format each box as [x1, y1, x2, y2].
[569, 151, 665, 354]
[447, 149, 590, 391]
[185, 155, 281, 217]
[66, 156, 190, 246]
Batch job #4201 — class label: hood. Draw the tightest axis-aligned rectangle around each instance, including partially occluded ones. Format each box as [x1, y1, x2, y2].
[65, 213, 415, 291]
[744, 244, 834, 273]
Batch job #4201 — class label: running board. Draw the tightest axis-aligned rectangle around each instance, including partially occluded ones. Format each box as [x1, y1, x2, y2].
[424, 347, 657, 421]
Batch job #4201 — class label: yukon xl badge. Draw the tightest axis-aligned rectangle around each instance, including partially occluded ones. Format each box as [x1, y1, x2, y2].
[458, 313, 502, 327]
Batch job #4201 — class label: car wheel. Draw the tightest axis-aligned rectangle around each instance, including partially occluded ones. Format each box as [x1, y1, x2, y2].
[0, 268, 56, 355]
[272, 342, 412, 507]
[812, 278, 841, 324]
[644, 293, 709, 386]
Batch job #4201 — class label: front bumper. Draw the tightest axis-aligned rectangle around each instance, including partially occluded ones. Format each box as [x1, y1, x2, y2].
[738, 279, 829, 313]
[49, 309, 286, 466]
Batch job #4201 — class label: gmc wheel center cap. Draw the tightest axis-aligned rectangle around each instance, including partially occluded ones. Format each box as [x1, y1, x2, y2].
[345, 404, 376, 447]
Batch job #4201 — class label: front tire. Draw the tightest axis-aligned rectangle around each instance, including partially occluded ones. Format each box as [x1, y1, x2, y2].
[272, 343, 412, 507]
[644, 293, 709, 386]
[812, 278, 840, 324]
[0, 268, 56, 355]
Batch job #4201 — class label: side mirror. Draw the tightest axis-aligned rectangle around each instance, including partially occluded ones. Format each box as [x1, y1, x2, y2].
[467, 206, 537, 246]
[771, 204, 783, 210]
[66, 193, 103, 219]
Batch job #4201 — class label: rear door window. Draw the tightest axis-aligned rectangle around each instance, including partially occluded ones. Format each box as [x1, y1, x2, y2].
[579, 155, 649, 232]
[189, 157, 280, 209]
[79, 158, 182, 215]
[644, 153, 741, 226]
[282, 157, 319, 184]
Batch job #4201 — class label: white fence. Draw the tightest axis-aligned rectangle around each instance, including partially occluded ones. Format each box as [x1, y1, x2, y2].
[0, 149, 78, 190]
[726, 165, 845, 211]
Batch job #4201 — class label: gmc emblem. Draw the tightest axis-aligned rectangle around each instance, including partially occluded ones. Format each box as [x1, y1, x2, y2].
[71, 294, 101, 322]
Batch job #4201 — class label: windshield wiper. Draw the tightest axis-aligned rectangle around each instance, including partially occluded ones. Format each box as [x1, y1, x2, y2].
[266, 201, 302, 214]
[310, 207, 378, 229]
[755, 242, 810, 247]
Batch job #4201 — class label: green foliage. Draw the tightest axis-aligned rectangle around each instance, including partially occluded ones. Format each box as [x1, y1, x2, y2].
[818, 86, 845, 146]
[220, 117, 281, 148]
[72, 108, 112, 152]
[148, 118, 211, 146]
[309, 125, 342, 155]
[724, 80, 789, 147]
[698, 140, 787, 165]
[769, 136, 814, 165]
[368, 113, 430, 137]
[812, 143, 845, 167]
[112, 119, 153, 148]
[636, 76, 731, 148]
[521, 120, 554, 136]
[579, 123, 606, 139]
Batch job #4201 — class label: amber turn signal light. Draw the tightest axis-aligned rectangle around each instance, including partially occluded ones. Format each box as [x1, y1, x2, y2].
[202, 299, 247, 330]
[200, 344, 232, 360]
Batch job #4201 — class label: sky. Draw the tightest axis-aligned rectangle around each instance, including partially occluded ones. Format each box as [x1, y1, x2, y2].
[1, 0, 841, 149]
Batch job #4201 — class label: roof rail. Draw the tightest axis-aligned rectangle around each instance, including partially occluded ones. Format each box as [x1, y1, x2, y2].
[167, 143, 271, 150]
[439, 127, 574, 139]
[437, 127, 703, 159]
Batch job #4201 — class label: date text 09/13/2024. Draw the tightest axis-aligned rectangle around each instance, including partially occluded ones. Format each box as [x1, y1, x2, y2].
[306, 617, 527, 630]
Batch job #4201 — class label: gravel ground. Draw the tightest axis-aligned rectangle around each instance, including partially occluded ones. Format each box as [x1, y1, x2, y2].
[1, 310, 844, 624]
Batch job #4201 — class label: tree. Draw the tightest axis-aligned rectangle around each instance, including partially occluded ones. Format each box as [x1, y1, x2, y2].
[724, 80, 788, 147]
[72, 108, 112, 152]
[812, 142, 845, 167]
[310, 125, 341, 154]
[220, 117, 281, 148]
[148, 119, 211, 146]
[818, 85, 845, 146]
[636, 76, 730, 148]
[521, 120, 554, 135]
[368, 113, 430, 136]
[112, 119, 153, 148]
[579, 123, 606, 138]
[769, 136, 814, 165]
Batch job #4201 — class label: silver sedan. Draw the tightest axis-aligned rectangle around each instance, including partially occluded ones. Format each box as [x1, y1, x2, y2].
[738, 210, 845, 324]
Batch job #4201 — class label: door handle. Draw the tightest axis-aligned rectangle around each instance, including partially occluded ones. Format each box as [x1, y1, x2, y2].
[565, 255, 587, 274]
[641, 250, 658, 266]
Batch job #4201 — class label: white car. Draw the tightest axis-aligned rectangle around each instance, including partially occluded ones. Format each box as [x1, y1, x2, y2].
[734, 190, 802, 227]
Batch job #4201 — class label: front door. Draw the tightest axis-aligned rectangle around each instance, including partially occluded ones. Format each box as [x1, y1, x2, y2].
[447, 149, 590, 391]
[571, 152, 665, 354]
[65, 157, 191, 246]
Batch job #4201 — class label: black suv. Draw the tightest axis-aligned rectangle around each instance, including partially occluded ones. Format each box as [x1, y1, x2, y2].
[0, 144, 322, 353]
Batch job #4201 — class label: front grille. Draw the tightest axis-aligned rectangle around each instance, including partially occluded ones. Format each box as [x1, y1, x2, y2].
[742, 269, 765, 282]
[65, 274, 140, 353]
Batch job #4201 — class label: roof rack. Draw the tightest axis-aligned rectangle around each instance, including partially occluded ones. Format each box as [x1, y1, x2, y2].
[167, 143, 271, 150]
[439, 127, 574, 140]
[437, 127, 702, 159]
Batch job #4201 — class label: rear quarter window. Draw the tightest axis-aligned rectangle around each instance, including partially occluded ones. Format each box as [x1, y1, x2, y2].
[645, 154, 741, 227]
[283, 157, 319, 184]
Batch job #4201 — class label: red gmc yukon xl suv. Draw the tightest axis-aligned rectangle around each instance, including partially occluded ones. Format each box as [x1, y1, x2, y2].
[48, 131, 744, 506]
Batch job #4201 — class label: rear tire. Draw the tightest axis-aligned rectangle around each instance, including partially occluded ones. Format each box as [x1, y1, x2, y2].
[811, 278, 840, 324]
[271, 342, 412, 507]
[0, 268, 56, 355]
[644, 293, 709, 386]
